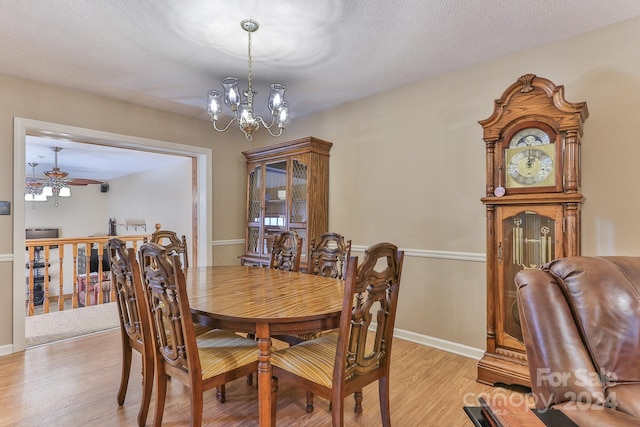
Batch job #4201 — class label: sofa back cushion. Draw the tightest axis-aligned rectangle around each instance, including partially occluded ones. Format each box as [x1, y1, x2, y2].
[546, 256, 640, 383]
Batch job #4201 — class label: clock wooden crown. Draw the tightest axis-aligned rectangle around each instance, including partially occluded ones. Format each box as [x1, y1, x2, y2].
[479, 74, 589, 198]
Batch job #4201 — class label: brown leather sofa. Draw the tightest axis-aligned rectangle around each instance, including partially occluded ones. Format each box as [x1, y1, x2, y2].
[515, 256, 640, 426]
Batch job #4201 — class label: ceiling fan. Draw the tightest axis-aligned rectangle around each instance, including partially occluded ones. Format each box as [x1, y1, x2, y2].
[25, 146, 103, 207]
[43, 146, 103, 186]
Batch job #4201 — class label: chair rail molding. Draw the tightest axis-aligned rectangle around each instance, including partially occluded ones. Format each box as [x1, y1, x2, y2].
[351, 245, 486, 263]
[225, 240, 486, 263]
[212, 239, 245, 246]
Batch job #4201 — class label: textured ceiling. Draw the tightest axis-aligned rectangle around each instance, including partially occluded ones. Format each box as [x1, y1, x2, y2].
[5, 0, 640, 178]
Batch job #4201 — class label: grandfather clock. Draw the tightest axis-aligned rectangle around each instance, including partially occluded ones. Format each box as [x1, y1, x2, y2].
[477, 74, 589, 386]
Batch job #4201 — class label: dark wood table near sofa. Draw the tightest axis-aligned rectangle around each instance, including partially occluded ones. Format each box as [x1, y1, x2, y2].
[183, 265, 345, 427]
[464, 396, 578, 426]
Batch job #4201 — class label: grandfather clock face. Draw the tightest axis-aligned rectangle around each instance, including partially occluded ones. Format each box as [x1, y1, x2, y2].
[502, 124, 561, 193]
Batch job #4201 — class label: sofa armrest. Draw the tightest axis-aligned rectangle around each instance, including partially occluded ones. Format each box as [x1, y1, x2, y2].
[516, 268, 606, 409]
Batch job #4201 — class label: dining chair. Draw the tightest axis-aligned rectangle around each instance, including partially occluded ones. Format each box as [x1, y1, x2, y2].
[145, 225, 189, 268]
[266, 230, 305, 347]
[276, 232, 352, 411]
[108, 237, 154, 427]
[270, 242, 404, 426]
[274, 232, 352, 348]
[269, 230, 302, 272]
[137, 242, 260, 427]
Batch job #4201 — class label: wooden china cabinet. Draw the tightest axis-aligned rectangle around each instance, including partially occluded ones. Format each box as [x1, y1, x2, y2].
[240, 136, 332, 270]
[477, 74, 588, 386]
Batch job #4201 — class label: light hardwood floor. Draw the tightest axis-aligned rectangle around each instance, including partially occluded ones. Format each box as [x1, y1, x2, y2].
[0, 330, 529, 426]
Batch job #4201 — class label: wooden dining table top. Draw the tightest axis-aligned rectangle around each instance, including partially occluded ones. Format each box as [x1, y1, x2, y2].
[182, 265, 346, 427]
[183, 265, 345, 326]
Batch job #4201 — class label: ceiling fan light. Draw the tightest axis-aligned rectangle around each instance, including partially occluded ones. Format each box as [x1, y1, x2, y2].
[25, 193, 34, 201]
[34, 193, 48, 201]
[59, 186, 71, 197]
[42, 186, 53, 197]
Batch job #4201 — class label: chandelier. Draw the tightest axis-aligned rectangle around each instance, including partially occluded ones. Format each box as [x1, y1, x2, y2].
[207, 19, 289, 141]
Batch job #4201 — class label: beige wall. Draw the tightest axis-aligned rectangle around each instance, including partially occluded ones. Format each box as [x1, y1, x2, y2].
[254, 16, 640, 350]
[3, 15, 640, 354]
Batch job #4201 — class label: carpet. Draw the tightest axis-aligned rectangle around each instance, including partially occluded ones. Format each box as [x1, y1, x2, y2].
[25, 302, 120, 348]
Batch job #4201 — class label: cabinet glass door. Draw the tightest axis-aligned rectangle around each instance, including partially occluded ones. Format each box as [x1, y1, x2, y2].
[246, 164, 262, 256]
[290, 158, 308, 260]
[263, 160, 288, 255]
[290, 159, 308, 224]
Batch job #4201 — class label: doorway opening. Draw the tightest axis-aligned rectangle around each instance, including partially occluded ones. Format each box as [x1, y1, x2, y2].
[14, 117, 213, 351]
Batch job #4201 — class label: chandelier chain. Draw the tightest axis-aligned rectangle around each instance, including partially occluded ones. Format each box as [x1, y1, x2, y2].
[247, 30, 253, 96]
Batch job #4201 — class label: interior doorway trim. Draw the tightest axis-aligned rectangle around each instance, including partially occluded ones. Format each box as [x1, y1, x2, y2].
[13, 117, 213, 353]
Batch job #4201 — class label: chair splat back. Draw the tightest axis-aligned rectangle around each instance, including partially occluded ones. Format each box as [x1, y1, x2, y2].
[269, 231, 302, 272]
[139, 242, 197, 376]
[148, 229, 189, 268]
[110, 238, 143, 344]
[309, 232, 352, 280]
[340, 243, 403, 382]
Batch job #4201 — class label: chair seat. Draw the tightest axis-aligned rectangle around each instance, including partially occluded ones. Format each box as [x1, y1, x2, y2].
[196, 330, 260, 380]
[271, 332, 339, 388]
[164, 324, 214, 346]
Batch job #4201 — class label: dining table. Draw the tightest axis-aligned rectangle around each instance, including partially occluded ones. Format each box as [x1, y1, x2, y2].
[183, 265, 345, 427]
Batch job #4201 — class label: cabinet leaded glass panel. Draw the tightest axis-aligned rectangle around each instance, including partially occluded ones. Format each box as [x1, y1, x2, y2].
[290, 159, 307, 224]
[246, 164, 261, 255]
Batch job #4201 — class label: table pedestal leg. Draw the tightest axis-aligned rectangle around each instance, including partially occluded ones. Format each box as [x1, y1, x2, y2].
[256, 323, 273, 427]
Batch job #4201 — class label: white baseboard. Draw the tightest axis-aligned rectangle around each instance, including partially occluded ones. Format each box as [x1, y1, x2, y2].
[0, 344, 13, 357]
[393, 327, 485, 360]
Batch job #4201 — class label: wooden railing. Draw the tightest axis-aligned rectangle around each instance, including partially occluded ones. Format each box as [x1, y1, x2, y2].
[25, 235, 148, 316]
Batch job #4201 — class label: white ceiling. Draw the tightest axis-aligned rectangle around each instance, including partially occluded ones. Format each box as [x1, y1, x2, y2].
[6, 1, 640, 179]
[25, 137, 188, 182]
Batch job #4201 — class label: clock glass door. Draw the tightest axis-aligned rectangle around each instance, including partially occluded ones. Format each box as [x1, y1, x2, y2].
[497, 206, 563, 349]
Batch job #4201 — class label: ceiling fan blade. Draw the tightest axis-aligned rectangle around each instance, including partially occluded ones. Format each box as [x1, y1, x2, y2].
[67, 178, 103, 185]
[25, 177, 47, 183]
